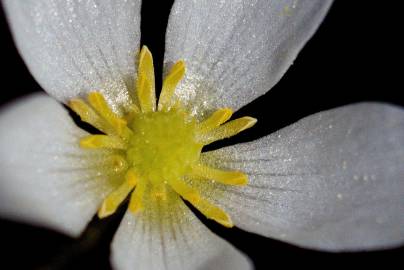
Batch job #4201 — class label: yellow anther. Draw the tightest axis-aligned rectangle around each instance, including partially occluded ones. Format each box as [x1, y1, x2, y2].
[189, 164, 248, 186]
[98, 169, 138, 218]
[137, 46, 156, 112]
[69, 98, 114, 135]
[191, 197, 233, 228]
[87, 92, 128, 137]
[198, 108, 233, 133]
[167, 178, 233, 227]
[199, 116, 257, 145]
[168, 178, 201, 202]
[158, 60, 186, 111]
[79, 135, 126, 150]
[129, 181, 146, 213]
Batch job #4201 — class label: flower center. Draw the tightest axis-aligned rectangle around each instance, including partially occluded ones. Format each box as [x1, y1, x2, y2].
[127, 110, 202, 187]
[68, 46, 256, 227]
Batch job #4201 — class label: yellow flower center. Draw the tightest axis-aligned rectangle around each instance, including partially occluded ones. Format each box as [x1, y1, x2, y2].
[127, 110, 202, 187]
[68, 46, 256, 227]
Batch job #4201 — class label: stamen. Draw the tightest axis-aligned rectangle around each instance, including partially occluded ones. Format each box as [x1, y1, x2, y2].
[129, 181, 146, 213]
[79, 135, 126, 150]
[168, 178, 233, 227]
[98, 169, 138, 218]
[168, 178, 201, 202]
[198, 108, 233, 133]
[87, 92, 129, 138]
[189, 164, 248, 186]
[199, 116, 257, 145]
[69, 98, 115, 135]
[190, 197, 233, 228]
[137, 46, 156, 112]
[71, 48, 255, 228]
[158, 60, 185, 111]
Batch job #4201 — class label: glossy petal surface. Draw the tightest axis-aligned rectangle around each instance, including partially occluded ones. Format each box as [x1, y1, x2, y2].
[199, 103, 404, 251]
[0, 94, 121, 236]
[2, 0, 141, 114]
[164, 0, 333, 115]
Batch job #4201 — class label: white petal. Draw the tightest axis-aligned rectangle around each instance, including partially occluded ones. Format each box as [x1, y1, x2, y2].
[2, 0, 141, 114]
[0, 94, 121, 236]
[164, 0, 333, 114]
[198, 103, 404, 251]
[111, 192, 252, 270]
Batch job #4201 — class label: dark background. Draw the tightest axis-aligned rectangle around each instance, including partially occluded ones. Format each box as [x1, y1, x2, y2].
[0, 1, 402, 269]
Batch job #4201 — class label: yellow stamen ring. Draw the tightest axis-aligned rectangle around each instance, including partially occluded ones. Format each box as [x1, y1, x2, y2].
[69, 45, 256, 227]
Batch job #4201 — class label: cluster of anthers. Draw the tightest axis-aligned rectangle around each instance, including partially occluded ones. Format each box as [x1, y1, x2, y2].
[69, 46, 257, 227]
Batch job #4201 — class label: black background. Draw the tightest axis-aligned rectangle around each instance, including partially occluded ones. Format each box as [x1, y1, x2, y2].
[0, 1, 402, 269]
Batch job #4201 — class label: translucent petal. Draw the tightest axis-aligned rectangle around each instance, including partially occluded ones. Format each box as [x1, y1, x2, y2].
[164, 0, 333, 114]
[111, 191, 252, 270]
[199, 103, 404, 251]
[0, 94, 122, 236]
[2, 0, 141, 114]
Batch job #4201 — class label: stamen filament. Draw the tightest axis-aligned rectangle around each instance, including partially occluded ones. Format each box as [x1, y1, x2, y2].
[87, 92, 129, 138]
[137, 46, 156, 112]
[69, 98, 115, 135]
[158, 60, 185, 111]
[168, 178, 201, 202]
[190, 197, 233, 228]
[198, 108, 233, 133]
[168, 178, 233, 227]
[189, 164, 248, 185]
[199, 116, 257, 145]
[79, 135, 127, 150]
[98, 169, 138, 218]
[129, 181, 146, 213]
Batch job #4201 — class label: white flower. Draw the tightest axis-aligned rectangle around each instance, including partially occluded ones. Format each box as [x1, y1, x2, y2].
[0, 1, 403, 270]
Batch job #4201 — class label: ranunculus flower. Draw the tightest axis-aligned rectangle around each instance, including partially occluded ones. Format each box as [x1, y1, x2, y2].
[0, 1, 403, 269]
